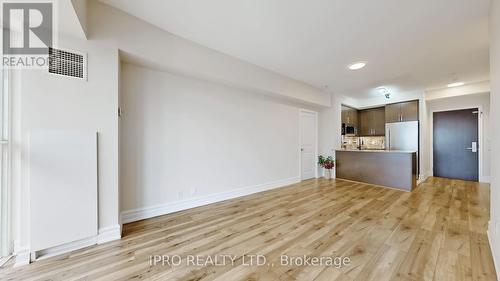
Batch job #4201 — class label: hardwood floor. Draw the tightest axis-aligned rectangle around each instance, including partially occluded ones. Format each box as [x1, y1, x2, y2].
[0, 177, 496, 280]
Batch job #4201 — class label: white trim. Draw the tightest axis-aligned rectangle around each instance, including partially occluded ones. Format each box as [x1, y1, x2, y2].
[481, 176, 491, 183]
[12, 224, 121, 265]
[1, 67, 12, 258]
[13, 247, 29, 267]
[121, 176, 300, 224]
[417, 172, 429, 185]
[487, 231, 500, 280]
[417, 178, 426, 185]
[97, 224, 121, 244]
[429, 105, 485, 182]
[299, 109, 318, 180]
[33, 236, 97, 261]
[0, 255, 13, 267]
[488, 220, 500, 280]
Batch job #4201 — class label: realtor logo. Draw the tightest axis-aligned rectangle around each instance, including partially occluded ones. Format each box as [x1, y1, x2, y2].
[2, 2, 53, 55]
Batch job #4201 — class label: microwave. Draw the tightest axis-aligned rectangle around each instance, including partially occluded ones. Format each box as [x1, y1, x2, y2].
[342, 123, 357, 136]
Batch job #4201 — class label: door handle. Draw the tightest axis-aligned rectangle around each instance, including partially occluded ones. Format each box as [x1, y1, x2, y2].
[387, 130, 391, 150]
[466, 142, 478, 153]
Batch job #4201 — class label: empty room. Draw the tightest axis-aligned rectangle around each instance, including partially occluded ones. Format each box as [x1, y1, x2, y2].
[1, 0, 500, 280]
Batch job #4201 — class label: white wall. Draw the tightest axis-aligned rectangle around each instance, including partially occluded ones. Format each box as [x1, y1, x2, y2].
[425, 81, 490, 100]
[11, 34, 120, 263]
[119, 63, 318, 221]
[70, 0, 88, 38]
[488, 0, 500, 276]
[10, 0, 335, 263]
[90, 0, 330, 107]
[419, 98, 429, 180]
[318, 93, 343, 178]
[425, 93, 491, 182]
[318, 93, 342, 156]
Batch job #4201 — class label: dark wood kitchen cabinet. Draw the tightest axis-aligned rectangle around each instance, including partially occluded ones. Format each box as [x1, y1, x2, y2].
[385, 103, 401, 123]
[341, 106, 358, 126]
[401, 101, 419, 122]
[385, 100, 419, 123]
[358, 107, 385, 136]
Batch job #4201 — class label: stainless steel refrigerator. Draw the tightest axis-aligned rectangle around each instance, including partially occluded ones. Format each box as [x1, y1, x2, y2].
[386, 121, 419, 177]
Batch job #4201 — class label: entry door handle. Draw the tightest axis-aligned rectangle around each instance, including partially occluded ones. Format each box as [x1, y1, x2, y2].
[466, 142, 478, 153]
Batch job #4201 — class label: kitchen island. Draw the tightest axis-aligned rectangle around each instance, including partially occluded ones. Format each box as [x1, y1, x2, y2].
[335, 149, 417, 191]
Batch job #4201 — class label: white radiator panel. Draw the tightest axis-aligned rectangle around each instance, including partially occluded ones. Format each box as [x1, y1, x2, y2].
[30, 131, 98, 252]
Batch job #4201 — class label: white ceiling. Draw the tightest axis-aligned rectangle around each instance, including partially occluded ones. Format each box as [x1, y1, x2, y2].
[101, 0, 490, 99]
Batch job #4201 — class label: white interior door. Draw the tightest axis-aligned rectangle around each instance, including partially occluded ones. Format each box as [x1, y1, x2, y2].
[300, 110, 317, 180]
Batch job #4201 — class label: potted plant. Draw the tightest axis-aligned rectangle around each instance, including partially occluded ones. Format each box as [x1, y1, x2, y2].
[318, 155, 335, 179]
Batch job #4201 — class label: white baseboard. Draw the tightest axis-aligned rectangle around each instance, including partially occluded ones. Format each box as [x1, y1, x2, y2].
[0, 255, 13, 267]
[97, 224, 121, 244]
[13, 224, 122, 265]
[13, 240, 30, 267]
[34, 224, 121, 260]
[121, 176, 301, 224]
[13, 248, 30, 267]
[417, 172, 430, 185]
[34, 236, 97, 261]
[481, 176, 491, 183]
[488, 220, 500, 280]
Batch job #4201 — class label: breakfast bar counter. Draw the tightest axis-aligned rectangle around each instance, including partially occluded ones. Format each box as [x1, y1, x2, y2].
[335, 149, 417, 191]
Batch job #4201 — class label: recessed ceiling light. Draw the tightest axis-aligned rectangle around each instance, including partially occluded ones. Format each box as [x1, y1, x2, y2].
[447, 82, 465, 88]
[348, 62, 367, 70]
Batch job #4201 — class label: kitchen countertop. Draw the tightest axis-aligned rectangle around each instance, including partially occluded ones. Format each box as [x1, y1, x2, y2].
[337, 149, 417, 154]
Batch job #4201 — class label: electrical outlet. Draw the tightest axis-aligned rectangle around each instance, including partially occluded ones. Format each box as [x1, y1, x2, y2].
[178, 191, 183, 200]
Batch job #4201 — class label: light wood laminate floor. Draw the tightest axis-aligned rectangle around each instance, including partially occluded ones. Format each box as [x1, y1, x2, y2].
[0, 177, 496, 280]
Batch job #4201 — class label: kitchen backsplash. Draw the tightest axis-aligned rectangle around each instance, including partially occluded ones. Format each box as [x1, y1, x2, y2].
[360, 136, 385, 150]
[342, 136, 386, 150]
[341, 136, 360, 150]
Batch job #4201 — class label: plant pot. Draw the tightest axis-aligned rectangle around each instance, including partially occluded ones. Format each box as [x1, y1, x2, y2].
[324, 169, 332, 180]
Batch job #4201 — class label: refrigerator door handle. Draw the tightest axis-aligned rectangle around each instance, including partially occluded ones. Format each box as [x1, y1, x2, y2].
[388, 129, 391, 150]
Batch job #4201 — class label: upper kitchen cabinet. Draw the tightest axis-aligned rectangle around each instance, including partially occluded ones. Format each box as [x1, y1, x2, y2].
[385, 103, 401, 123]
[358, 107, 385, 136]
[400, 101, 419, 122]
[385, 100, 419, 123]
[341, 106, 358, 126]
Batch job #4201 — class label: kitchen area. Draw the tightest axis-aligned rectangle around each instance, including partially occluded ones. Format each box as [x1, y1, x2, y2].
[337, 100, 419, 191]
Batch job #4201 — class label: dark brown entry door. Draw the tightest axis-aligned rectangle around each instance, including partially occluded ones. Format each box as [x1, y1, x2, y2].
[433, 108, 479, 181]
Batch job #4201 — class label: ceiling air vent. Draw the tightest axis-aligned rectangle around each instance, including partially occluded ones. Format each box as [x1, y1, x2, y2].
[48, 48, 86, 80]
